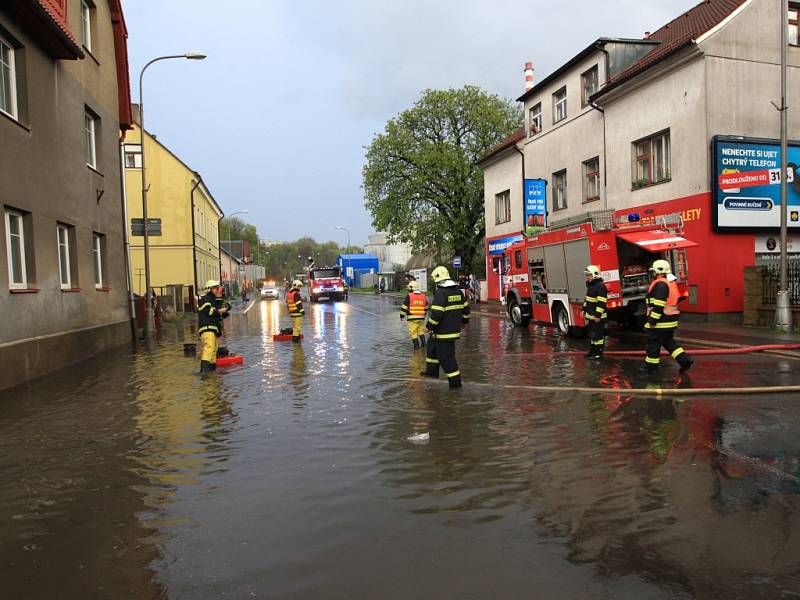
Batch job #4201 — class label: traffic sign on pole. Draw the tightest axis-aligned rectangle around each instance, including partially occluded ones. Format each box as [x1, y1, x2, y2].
[453, 256, 461, 269]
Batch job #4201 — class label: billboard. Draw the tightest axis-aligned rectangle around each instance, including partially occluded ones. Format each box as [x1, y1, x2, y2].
[524, 179, 547, 235]
[713, 136, 800, 230]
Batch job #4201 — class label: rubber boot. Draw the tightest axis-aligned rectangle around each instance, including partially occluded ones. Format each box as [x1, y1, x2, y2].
[208, 362, 217, 371]
[412, 338, 420, 349]
[292, 335, 301, 343]
[678, 356, 694, 374]
[199, 360, 211, 377]
[591, 349, 604, 360]
[584, 347, 596, 358]
[419, 334, 426, 347]
[448, 375, 462, 389]
[638, 363, 659, 374]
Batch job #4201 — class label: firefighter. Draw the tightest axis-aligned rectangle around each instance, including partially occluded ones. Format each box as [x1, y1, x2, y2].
[286, 279, 305, 343]
[420, 266, 470, 388]
[400, 280, 428, 349]
[641, 259, 694, 374]
[198, 279, 229, 375]
[582, 264, 607, 359]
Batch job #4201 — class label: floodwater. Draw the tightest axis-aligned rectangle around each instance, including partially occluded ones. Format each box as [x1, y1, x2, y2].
[2, 295, 800, 599]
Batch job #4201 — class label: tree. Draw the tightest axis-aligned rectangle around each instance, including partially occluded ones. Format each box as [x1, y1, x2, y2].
[363, 85, 521, 275]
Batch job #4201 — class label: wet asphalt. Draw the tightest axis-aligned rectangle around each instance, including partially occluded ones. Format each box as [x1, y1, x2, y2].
[2, 293, 800, 599]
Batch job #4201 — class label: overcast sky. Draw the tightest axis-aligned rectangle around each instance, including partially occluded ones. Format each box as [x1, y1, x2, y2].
[123, 0, 699, 246]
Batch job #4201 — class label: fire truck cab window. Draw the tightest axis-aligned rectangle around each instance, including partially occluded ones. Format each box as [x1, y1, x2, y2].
[515, 250, 523, 269]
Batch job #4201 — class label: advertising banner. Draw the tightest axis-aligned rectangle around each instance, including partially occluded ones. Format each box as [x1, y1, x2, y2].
[713, 136, 800, 230]
[524, 179, 547, 235]
[487, 234, 523, 255]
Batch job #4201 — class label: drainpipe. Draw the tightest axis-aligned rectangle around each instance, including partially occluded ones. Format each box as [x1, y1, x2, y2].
[190, 175, 202, 310]
[591, 41, 610, 211]
[514, 145, 526, 234]
[119, 138, 137, 343]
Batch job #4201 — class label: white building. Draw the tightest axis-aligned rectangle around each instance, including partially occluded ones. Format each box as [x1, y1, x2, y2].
[363, 232, 413, 272]
[480, 0, 800, 317]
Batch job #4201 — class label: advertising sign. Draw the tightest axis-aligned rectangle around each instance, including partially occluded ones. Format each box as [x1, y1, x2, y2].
[713, 136, 800, 230]
[487, 234, 523, 255]
[524, 179, 547, 235]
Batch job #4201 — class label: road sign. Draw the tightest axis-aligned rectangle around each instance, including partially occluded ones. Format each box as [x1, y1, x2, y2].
[131, 218, 162, 236]
[453, 256, 461, 268]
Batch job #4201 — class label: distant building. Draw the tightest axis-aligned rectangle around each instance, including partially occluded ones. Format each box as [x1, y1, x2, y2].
[337, 253, 379, 287]
[0, 0, 133, 390]
[363, 232, 412, 272]
[220, 246, 242, 296]
[124, 110, 223, 308]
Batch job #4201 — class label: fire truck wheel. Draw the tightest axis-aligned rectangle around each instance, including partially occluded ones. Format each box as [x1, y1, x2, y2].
[554, 303, 571, 336]
[508, 298, 530, 327]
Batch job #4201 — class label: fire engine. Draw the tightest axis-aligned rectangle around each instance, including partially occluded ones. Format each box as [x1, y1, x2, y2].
[502, 210, 697, 335]
[307, 264, 348, 302]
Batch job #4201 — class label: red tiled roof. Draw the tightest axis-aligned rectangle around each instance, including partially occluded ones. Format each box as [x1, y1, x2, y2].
[26, 0, 84, 59]
[596, 0, 748, 98]
[478, 127, 525, 166]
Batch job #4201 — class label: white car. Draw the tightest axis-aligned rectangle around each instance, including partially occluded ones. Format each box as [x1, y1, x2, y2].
[260, 285, 279, 300]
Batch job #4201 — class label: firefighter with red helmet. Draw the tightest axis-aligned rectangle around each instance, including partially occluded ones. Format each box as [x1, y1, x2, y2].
[641, 259, 694, 374]
[582, 265, 607, 359]
[400, 280, 428, 349]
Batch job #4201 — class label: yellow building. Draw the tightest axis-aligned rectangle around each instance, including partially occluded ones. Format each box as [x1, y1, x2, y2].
[124, 116, 222, 308]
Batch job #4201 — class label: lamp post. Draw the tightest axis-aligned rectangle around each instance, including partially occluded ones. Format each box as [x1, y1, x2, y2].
[139, 51, 206, 337]
[775, 0, 792, 331]
[335, 225, 351, 286]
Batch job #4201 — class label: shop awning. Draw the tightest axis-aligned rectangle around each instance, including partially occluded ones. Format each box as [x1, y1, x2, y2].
[617, 230, 699, 252]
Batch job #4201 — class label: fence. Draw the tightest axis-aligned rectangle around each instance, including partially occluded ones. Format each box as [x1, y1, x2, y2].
[759, 258, 800, 306]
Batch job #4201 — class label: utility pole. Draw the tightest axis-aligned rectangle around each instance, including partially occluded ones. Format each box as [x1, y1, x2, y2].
[775, 0, 792, 331]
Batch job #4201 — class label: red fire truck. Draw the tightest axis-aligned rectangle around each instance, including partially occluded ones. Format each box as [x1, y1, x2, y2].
[502, 210, 697, 334]
[307, 264, 348, 303]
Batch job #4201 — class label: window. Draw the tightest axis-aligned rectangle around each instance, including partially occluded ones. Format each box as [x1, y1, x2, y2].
[0, 34, 17, 120]
[57, 224, 73, 289]
[93, 233, 104, 288]
[514, 250, 523, 270]
[528, 103, 542, 136]
[5, 210, 27, 288]
[581, 65, 598, 107]
[80, 0, 93, 52]
[495, 190, 511, 224]
[85, 109, 97, 168]
[633, 130, 671, 188]
[790, 2, 800, 46]
[583, 157, 600, 203]
[552, 86, 567, 123]
[124, 144, 142, 168]
[552, 170, 567, 211]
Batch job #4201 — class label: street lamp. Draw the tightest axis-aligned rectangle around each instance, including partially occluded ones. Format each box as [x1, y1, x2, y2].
[139, 51, 206, 337]
[335, 225, 351, 286]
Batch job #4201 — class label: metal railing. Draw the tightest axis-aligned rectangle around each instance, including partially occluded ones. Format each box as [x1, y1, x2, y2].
[761, 258, 800, 305]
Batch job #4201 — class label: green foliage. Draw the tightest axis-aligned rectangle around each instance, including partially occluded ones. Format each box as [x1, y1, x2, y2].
[363, 85, 521, 275]
[260, 238, 363, 281]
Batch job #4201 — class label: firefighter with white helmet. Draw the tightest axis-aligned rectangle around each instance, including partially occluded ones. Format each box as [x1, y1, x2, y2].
[582, 265, 607, 359]
[641, 259, 694, 374]
[197, 279, 230, 375]
[420, 266, 470, 388]
[400, 279, 429, 349]
[286, 279, 305, 343]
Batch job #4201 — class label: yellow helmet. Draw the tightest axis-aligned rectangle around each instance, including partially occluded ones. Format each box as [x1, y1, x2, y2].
[205, 279, 221, 289]
[650, 259, 671, 275]
[292, 279, 303, 289]
[431, 266, 450, 283]
[584, 265, 601, 279]
[407, 280, 419, 291]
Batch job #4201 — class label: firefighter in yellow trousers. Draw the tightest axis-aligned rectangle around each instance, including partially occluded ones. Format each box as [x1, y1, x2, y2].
[400, 280, 428, 349]
[286, 279, 305, 343]
[197, 280, 229, 375]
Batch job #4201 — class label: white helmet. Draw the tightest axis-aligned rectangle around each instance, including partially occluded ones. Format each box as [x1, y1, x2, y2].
[292, 279, 303, 289]
[431, 266, 450, 283]
[649, 259, 671, 275]
[584, 265, 601, 279]
[407, 280, 419, 291]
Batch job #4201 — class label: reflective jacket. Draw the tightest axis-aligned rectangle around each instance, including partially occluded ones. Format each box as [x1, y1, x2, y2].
[645, 276, 680, 329]
[198, 291, 224, 337]
[426, 281, 469, 340]
[401, 291, 428, 320]
[582, 278, 608, 322]
[286, 288, 304, 316]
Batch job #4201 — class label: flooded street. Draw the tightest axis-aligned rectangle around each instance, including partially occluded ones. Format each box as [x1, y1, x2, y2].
[3, 295, 800, 599]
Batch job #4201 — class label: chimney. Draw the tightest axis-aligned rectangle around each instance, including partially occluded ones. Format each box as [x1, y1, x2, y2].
[644, 31, 651, 39]
[524, 62, 534, 90]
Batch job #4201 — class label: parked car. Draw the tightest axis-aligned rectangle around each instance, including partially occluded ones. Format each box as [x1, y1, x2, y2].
[260, 282, 279, 300]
